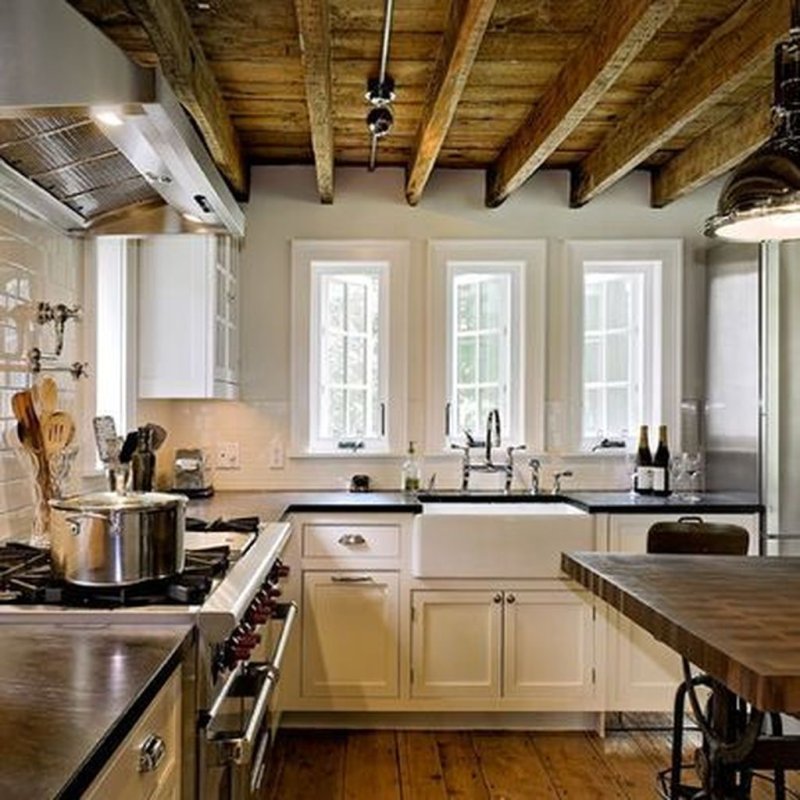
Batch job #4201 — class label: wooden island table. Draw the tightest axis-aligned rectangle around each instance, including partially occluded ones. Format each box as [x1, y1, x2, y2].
[562, 552, 800, 799]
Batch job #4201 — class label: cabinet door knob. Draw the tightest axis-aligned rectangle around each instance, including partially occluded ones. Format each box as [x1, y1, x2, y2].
[493, 593, 503, 604]
[338, 533, 367, 546]
[138, 734, 166, 773]
[506, 593, 516, 604]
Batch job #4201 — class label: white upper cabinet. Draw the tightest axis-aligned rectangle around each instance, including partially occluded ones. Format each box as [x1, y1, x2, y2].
[138, 234, 240, 399]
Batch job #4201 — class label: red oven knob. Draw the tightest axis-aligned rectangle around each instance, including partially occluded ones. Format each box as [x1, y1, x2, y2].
[271, 561, 290, 579]
[234, 631, 261, 648]
[225, 645, 251, 669]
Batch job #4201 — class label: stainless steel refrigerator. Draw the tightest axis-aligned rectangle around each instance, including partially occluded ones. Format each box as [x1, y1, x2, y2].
[705, 240, 800, 555]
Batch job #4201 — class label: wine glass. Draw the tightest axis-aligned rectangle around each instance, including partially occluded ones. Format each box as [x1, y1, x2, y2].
[670, 455, 688, 501]
[624, 452, 638, 496]
[683, 452, 703, 503]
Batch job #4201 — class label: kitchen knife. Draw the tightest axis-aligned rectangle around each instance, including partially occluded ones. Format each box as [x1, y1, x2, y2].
[119, 430, 139, 464]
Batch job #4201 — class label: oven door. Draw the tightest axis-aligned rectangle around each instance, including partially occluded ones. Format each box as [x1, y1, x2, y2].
[201, 602, 297, 800]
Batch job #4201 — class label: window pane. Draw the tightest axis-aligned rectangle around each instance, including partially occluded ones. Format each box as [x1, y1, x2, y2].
[347, 389, 367, 435]
[583, 387, 602, 437]
[457, 336, 476, 383]
[326, 333, 344, 384]
[584, 283, 601, 330]
[456, 281, 478, 332]
[346, 281, 367, 333]
[328, 388, 345, 437]
[606, 332, 629, 382]
[606, 386, 629, 435]
[457, 388, 478, 435]
[478, 387, 499, 420]
[584, 337, 602, 383]
[606, 278, 630, 328]
[478, 334, 500, 383]
[479, 278, 504, 329]
[345, 336, 366, 385]
[328, 279, 345, 329]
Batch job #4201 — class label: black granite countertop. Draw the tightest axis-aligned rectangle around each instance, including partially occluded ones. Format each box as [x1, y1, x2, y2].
[0, 624, 193, 799]
[559, 490, 762, 514]
[187, 489, 762, 520]
[188, 490, 422, 521]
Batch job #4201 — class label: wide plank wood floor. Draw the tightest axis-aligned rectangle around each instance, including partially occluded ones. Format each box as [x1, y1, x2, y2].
[265, 718, 800, 799]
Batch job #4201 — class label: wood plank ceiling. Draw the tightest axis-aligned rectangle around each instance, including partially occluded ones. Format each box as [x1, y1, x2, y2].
[67, 0, 787, 207]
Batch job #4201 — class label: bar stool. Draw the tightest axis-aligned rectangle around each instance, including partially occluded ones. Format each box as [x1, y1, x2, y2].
[646, 518, 785, 800]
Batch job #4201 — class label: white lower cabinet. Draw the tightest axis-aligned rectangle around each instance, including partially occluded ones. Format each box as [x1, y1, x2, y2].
[410, 590, 502, 698]
[302, 571, 399, 698]
[504, 589, 596, 705]
[84, 669, 181, 800]
[411, 587, 596, 708]
[605, 512, 759, 711]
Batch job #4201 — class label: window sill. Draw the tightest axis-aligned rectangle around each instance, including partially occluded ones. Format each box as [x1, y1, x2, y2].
[289, 450, 406, 460]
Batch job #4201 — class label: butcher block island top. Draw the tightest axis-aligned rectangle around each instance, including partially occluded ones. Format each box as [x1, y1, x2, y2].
[562, 552, 800, 713]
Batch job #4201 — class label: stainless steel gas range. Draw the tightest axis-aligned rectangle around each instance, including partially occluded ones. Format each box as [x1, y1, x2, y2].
[0, 517, 297, 800]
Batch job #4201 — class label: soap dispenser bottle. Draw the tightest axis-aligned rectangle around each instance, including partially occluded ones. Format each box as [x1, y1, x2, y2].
[401, 441, 422, 492]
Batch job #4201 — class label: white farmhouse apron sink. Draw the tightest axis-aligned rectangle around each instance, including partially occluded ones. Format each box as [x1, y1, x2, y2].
[411, 502, 593, 579]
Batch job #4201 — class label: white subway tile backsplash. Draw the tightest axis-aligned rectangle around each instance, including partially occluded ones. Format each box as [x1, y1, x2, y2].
[0, 199, 83, 542]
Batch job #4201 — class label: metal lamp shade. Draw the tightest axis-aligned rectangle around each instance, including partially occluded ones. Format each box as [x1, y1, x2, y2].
[705, 137, 800, 241]
[706, 6, 800, 242]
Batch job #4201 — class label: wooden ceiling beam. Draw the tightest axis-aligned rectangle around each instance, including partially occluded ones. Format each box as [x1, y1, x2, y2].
[571, 0, 790, 207]
[293, 0, 335, 204]
[486, 0, 678, 208]
[123, 0, 248, 196]
[405, 0, 497, 206]
[651, 88, 773, 208]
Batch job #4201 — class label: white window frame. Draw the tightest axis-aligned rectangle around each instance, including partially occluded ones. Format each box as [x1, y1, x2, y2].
[427, 240, 547, 454]
[85, 237, 138, 472]
[566, 239, 682, 453]
[291, 240, 408, 456]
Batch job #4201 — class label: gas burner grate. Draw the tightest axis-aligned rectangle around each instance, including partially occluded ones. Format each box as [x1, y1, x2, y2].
[186, 516, 260, 533]
[0, 542, 231, 607]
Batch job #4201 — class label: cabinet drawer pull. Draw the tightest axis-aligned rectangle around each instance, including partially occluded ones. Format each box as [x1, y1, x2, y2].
[506, 593, 516, 604]
[331, 575, 374, 583]
[493, 593, 503, 604]
[338, 533, 367, 546]
[138, 734, 166, 773]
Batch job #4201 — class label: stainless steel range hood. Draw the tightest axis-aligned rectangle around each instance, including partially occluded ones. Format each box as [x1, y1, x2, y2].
[0, 0, 245, 237]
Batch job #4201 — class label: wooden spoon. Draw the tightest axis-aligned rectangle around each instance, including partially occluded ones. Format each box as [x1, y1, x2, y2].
[33, 376, 58, 419]
[11, 390, 51, 512]
[42, 411, 76, 457]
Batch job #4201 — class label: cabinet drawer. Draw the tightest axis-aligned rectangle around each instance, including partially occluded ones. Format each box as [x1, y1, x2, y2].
[302, 524, 400, 559]
[84, 669, 181, 800]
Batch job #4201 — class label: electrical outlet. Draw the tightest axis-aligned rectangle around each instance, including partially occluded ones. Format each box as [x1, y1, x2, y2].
[269, 437, 285, 470]
[216, 442, 240, 470]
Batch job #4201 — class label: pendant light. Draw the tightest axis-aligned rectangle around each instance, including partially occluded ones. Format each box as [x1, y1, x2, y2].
[705, 2, 800, 241]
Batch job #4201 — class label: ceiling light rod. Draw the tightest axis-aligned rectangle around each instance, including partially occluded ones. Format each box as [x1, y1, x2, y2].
[378, 0, 395, 86]
[706, 0, 800, 241]
[367, 0, 397, 171]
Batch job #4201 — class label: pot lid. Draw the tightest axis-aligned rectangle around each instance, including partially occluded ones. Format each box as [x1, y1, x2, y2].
[50, 491, 187, 512]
